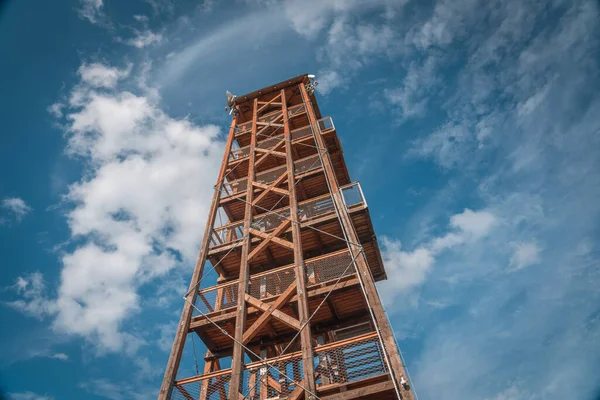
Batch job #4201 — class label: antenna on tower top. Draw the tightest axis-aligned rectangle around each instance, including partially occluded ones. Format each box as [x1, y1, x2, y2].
[306, 74, 318, 95]
[225, 90, 238, 115]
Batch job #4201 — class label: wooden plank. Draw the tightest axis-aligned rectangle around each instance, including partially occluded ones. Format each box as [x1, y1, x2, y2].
[158, 112, 238, 400]
[284, 87, 318, 399]
[320, 379, 394, 399]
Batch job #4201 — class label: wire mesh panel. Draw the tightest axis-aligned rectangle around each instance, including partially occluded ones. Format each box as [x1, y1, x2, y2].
[287, 104, 305, 118]
[259, 111, 283, 123]
[305, 250, 355, 285]
[290, 125, 313, 141]
[252, 209, 290, 232]
[221, 177, 249, 198]
[256, 135, 283, 151]
[230, 145, 251, 162]
[194, 281, 239, 316]
[298, 195, 334, 221]
[294, 154, 321, 175]
[248, 265, 296, 300]
[221, 154, 323, 199]
[314, 335, 387, 387]
[210, 221, 244, 248]
[172, 372, 232, 400]
[242, 355, 304, 399]
[235, 121, 253, 135]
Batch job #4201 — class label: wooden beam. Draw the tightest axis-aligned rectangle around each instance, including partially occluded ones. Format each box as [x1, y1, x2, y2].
[320, 380, 395, 399]
[228, 98, 259, 400]
[283, 88, 318, 398]
[189, 277, 360, 331]
[255, 147, 287, 159]
[158, 112, 238, 400]
[287, 380, 305, 400]
[174, 385, 194, 400]
[242, 282, 298, 344]
[252, 181, 288, 196]
[257, 93, 281, 114]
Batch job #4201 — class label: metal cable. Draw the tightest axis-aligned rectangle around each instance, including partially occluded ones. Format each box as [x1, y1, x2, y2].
[301, 91, 403, 400]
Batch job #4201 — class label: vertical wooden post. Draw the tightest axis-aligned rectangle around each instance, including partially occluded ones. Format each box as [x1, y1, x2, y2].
[282, 88, 317, 398]
[300, 83, 414, 400]
[159, 117, 237, 400]
[228, 98, 259, 399]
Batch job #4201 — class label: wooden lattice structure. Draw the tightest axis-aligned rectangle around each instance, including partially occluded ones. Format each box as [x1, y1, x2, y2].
[159, 75, 415, 400]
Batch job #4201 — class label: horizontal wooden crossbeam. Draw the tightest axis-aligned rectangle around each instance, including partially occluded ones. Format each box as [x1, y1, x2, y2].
[252, 181, 288, 196]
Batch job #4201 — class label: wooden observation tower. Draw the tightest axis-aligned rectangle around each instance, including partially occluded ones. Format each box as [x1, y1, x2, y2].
[159, 75, 415, 400]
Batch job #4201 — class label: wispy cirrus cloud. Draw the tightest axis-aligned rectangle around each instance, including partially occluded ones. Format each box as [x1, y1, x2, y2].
[1, 197, 32, 224]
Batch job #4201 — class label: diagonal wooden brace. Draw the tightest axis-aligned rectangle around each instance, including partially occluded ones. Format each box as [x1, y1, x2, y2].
[247, 219, 291, 262]
[252, 172, 288, 206]
[242, 282, 298, 344]
[249, 228, 294, 250]
[287, 380, 305, 400]
[253, 181, 289, 196]
[257, 94, 281, 114]
[245, 294, 301, 331]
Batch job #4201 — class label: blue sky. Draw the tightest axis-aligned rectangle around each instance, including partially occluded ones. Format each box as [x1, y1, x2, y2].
[1, 0, 599, 399]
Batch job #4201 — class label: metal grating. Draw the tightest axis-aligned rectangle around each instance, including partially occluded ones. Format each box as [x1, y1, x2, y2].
[195, 250, 354, 316]
[314, 334, 387, 387]
[171, 372, 231, 400]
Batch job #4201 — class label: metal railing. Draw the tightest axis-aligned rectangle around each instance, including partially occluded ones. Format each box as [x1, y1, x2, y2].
[172, 371, 231, 400]
[220, 154, 321, 199]
[210, 182, 366, 249]
[287, 103, 305, 118]
[314, 333, 387, 387]
[173, 332, 386, 399]
[194, 249, 354, 316]
[229, 117, 334, 163]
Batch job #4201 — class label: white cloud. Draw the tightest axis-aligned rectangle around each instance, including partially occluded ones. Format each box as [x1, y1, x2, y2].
[4, 273, 56, 319]
[9, 392, 54, 400]
[509, 242, 541, 271]
[450, 209, 497, 238]
[123, 30, 163, 48]
[47, 103, 64, 119]
[78, 0, 104, 24]
[9, 62, 223, 353]
[77, 63, 131, 89]
[2, 197, 32, 222]
[50, 352, 69, 361]
[385, 55, 440, 120]
[378, 208, 496, 304]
